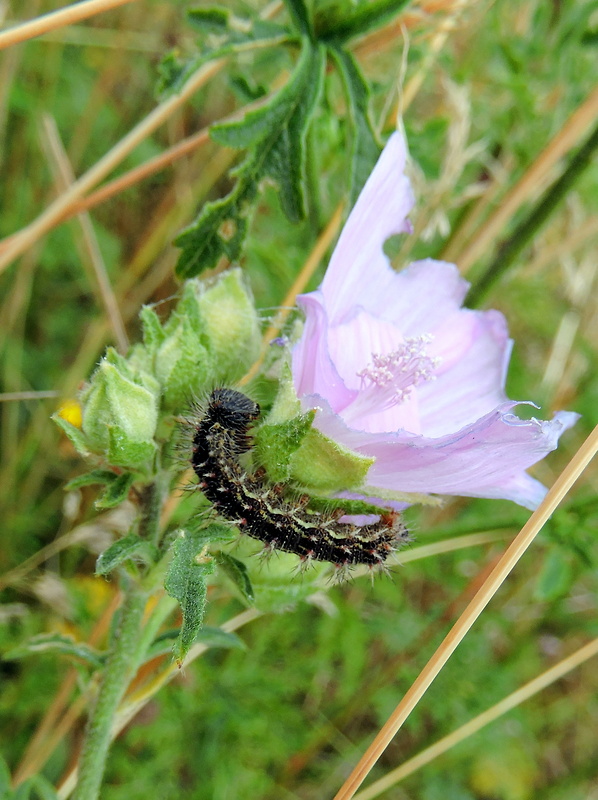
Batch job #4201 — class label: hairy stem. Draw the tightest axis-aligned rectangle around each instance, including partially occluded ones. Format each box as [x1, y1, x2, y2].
[73, 585, 148, 800]
[73, 475, 167, 799]
[138, 477, 166, 547]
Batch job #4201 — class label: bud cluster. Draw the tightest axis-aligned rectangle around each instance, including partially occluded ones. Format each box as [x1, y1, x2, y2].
[55, 269, 261, 473]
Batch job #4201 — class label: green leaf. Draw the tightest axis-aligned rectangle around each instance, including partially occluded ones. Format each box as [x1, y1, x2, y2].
[66, 469, 135, 508]
[211, 45, 315, 150]
[289, 427, 375, 493]
[264, 362, 302, 423]
[193, 268, 261, 383]
[80, 358, 159, 468]
[253, 410, 316, 482]
[52, 412, 90, 457]
[164, 529, 216, 664]
[175, 40, 325, 278]
[4, 633, 104, 669]
[317, 0, 411, 43]
[156, 51, 189, 96]
[252, 559, 324, 612]
[154, 316, 212, 410]
[187, 6, 229, 33]
[106, 426, 156, 470]
[95, 471, 136, 508]
[215, 552, 254, 604]
[195, 626, 246, 650]
[261, 43, 326, 222]
[65, 469, 119, 490]
[329, 47, 381, 204]
[229, 74, 268, 103]
[147, 625, 245, 660]
[187, 8, 289, 48]
[282, 0, 313, 37]
[174, 161, 256, 279]
[158, 11, 290, 96]
[95, 533, 159, 576]
[197, 521, 239, 546]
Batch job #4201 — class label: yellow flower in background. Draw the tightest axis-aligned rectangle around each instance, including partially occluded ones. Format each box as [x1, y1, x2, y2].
[58, 399, 83, 429]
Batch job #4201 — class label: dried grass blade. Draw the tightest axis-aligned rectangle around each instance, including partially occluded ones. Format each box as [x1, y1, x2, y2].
[334, 423, 598, 800]
[457, 86, 598, 273]
[0, 0, 137, 51]
[0, 58, 227, 274]
[40, 114, 129, 353]
[354, 636, 598, 800]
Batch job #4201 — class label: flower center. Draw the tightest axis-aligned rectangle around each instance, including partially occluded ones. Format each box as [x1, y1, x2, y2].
[358, 335, 439, 403]
[341, 335, 440, 429]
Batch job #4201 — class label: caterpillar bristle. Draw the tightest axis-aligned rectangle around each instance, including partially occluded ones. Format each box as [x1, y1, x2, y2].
[187, 387, 410, 575]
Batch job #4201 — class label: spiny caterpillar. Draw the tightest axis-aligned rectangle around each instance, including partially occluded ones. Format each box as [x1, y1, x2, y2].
[190, 388, 409, 570]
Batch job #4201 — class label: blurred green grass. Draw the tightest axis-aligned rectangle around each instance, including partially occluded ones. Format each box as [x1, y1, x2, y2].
[1, 1, 597, 798]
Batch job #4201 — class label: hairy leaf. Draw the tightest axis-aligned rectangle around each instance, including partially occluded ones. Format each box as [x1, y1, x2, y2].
[187, 8, 289, 47]
[140, 305, 166, 351]
[146, 625, 245, 660]
[329, 47, 381, 204]
[305, 495, 391, 518]
[175, 40, 325, 278]
[52, 413, 90, 457]
[158, 10, 290, 95]
[66, 469, 135, 508]
[5, 633, 104, 669]
[317, 0, 411, 43]
[253, 410, 316, 482]
[95, 533, 159, 576]
[215, 552, 254, 604]
[252, 562, 324, 612]
[282, 0, 313, 37]
[65, 469, 120, 490]
[164, 529, 216, 664]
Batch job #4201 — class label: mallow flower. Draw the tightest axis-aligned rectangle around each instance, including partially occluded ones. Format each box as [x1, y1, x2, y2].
[292, 132, 578, 510]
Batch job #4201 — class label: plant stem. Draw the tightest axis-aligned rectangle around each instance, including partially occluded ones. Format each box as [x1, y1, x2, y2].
[73, 585, 147, 800]
[138, 477, 165, 546]
[73, 469, 170, 799]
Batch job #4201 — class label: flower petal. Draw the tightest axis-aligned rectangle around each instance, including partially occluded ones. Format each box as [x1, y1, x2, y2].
[293, 292, 356, 412]
[418, 308, 512, 437]
[301, 396, 579, 509]
[326, 309, 402, 390]
[291, 130, 579, 512]
[324, 309, 422, 433]
[377, 258, 470, 332]
[319, 132, 415, 325]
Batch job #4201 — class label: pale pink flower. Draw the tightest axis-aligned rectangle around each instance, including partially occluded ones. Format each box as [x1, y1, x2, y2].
[292, 132, 578, 510]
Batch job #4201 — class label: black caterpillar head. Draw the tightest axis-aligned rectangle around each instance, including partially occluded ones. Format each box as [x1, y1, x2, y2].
[208, 388, 259, 425]
[201, 388, 260, 455]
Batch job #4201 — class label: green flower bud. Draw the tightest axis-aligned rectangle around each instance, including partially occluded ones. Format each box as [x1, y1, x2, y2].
[191, 268, 261, 383]
[126, 343, 161, 390]
[154, 317, 212, 411]
[140, 305, 167, 354]
[81, 357, 158, 469]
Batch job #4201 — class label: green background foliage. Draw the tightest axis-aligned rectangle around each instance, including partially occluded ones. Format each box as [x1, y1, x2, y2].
[1, 0, 597, 798]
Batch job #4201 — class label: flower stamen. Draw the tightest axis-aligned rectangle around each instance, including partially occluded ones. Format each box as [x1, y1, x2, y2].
[357, 334, 440, 407]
